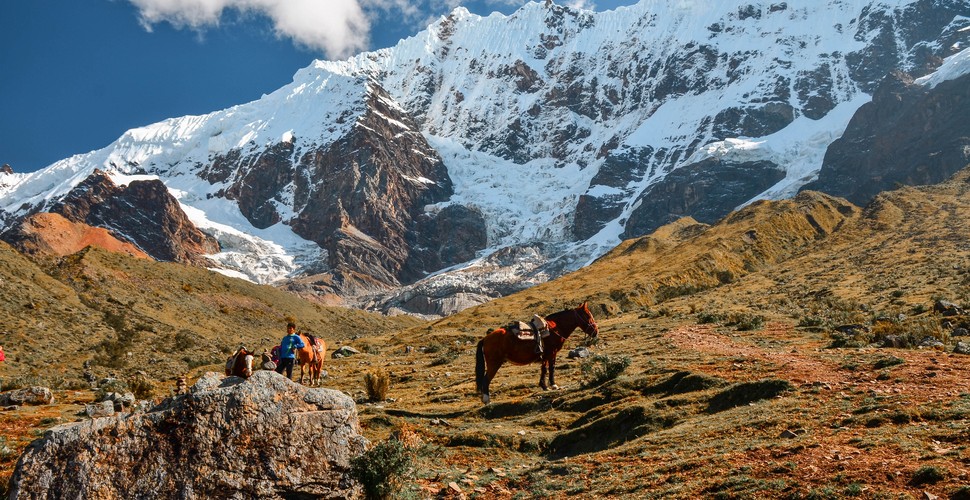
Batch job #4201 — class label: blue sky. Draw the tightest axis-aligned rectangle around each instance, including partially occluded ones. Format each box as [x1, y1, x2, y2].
[1, 0, 636, 173]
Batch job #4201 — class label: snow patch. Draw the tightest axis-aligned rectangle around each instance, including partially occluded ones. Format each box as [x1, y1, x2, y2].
[916, 46, 970, 88]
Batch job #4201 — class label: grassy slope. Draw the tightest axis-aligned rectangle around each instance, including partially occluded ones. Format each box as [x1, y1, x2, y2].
[360, 168, 970, 499]
[0, 244, 420, 388]
[3, 169, 970, 498]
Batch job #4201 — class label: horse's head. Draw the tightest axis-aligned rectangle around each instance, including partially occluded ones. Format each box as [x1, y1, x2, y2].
[575, 301, 599, 341]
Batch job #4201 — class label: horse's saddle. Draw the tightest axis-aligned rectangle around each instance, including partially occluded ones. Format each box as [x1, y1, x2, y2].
[305, 334, 324, 353]
[510, 316, 550, 341]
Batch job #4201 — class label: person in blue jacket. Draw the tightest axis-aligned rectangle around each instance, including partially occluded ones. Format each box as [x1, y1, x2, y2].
[274, 322, 305, 379]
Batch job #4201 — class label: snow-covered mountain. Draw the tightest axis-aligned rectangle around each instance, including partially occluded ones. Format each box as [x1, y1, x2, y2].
[2, 0, 969, 316]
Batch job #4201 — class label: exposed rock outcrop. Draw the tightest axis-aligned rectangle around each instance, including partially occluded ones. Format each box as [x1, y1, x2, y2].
[621, 158, 787, 239]
[285, 83, 478, 294]
[0, 387, 53, 406]
[803, 71, 970, 205]
[51, 170, 219, 264]
[1, 212, 150, 259]
[8, 371, 367, 499]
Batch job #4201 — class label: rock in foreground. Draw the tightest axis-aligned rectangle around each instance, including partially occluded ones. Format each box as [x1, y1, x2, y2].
[8, 371, 367, 499]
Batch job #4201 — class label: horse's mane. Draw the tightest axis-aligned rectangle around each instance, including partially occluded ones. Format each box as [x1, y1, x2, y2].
[545, 306, 578, 323]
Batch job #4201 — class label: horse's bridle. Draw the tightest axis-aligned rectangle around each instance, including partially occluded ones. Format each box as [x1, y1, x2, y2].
[574, 308, 598, 339]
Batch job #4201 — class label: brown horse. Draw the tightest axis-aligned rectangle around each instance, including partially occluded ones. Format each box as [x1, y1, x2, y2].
[295, 333, 325, 386]
[475, 302, 599, 404]
[225, 347, 254, 379]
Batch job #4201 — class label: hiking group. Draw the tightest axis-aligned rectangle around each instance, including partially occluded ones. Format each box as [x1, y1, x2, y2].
[225, 321, 325, 386]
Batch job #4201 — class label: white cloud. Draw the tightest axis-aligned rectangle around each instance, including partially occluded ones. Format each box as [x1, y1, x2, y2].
[563, 0, 596, 10]
[126, 0, 606, 59]
[127, 0, 371, 59]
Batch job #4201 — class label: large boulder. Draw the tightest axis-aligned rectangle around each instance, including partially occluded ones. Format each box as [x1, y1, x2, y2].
[8, 371, 367, 499]
[0, 386, 54, 406]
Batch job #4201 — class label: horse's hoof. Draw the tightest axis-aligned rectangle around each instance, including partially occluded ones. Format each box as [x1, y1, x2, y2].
[551, 384, 561, 390]
[541, 386, 549, 391]
[481, 394, 490, 404]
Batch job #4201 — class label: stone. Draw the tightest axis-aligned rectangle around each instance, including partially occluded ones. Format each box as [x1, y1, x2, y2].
[85, 401, 115, 418]
[332, 346, 361, 358]
[953, 328, 969, 337]
[934, 300, 966, 317]
[110, 392, 136, 412]
[954, 342, 970, 355]
[9, 371, 367, 499]
[567, 346, 591, 359]
[0, 386, 54, 406]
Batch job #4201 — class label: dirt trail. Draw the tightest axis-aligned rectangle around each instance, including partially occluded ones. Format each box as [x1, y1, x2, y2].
[666, 323, 969, 400]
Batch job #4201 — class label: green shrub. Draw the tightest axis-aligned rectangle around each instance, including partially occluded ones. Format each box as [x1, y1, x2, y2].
[94, 378, 129, 401]
[696, 311, 725, 325]
[127, 372, 155, 399]
[843, 482, 865, 497]
[727, 312, 765, 331]
[872, 316, 947, 348]
[2, 374, 44, 391]
[581, 354, 631, 388]
[797, 316, 826, 329]
[950, 485, 970, 500]
[429, 346, 461, 366]
[909, 465, 945, 486]
[0, 436, 15, 460]
[873, 356, 905, 369]
[350, 438, 414, 499]
[173, 330, 200, 351]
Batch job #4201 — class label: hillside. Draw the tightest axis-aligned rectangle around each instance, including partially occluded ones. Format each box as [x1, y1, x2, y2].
[349, 166, 970, 498]
[0, 243, 419, 388]
[2, 168, 970, 497]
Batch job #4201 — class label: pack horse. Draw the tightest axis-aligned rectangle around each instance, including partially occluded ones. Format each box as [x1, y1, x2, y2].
[225, 347, 254, 379]
[475, 302, 599, 404]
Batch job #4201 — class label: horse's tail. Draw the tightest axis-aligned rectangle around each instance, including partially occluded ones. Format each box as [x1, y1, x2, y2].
[475, 338, 486, 394]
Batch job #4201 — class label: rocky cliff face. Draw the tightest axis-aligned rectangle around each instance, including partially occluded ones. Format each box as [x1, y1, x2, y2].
[48, 170, 219, 265]
[1, 212, 150, 259]
[201, 82, 483, 295]
[8, 371, 367, 499]
[802, 70, 970, 205]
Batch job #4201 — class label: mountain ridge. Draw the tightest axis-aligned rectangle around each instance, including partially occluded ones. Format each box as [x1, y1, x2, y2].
[1, 0, 969, 315]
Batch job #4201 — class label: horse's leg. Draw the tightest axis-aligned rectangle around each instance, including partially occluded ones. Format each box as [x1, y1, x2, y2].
[477, 333, 515, 404]
[482, 358, 505, 404]
[539, 359, 549, 390]
[549, 354, 559, 390]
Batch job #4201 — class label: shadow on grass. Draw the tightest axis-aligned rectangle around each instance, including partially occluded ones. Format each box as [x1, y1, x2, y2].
[546, 404, 677, 458]
[706, 379, 792, 413]
[475, 399, 545, 419]
[384, 408, 469, 419]
[639, 370, 726, 396]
